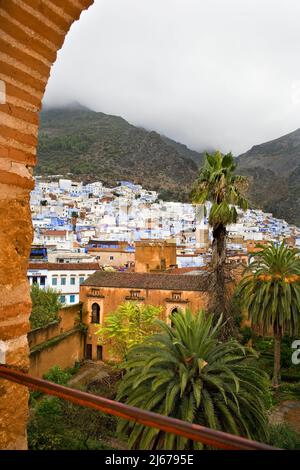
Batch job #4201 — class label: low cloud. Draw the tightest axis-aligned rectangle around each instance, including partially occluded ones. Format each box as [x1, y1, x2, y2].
[44, 0, 300, 155]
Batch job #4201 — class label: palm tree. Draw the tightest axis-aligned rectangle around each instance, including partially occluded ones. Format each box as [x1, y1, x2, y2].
[117, 309, 269, 450]
[237, 242, 300, 387]
[190, 151, 248, 333]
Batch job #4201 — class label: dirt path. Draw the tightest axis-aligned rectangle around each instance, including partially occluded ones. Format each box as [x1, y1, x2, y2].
[68, 361, 110, 388]
[270, 400, 300, 434]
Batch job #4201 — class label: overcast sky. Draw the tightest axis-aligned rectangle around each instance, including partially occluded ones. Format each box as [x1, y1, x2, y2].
[43, 0, 300, 155]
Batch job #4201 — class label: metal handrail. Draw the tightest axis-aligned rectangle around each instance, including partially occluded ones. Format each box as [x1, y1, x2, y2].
[0, 365, 277, 450]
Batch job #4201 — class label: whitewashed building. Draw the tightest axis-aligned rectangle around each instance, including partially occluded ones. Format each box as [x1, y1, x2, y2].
[28, 262, 100, 305]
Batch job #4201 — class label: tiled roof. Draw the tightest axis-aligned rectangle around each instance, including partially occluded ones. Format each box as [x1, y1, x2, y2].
[82, 271, 210, 291]
[28, 263, 100, 271]
[167, 267, 208, 275]
[41, 230, 67, 236]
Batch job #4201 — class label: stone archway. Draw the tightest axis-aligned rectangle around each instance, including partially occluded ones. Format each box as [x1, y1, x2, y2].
[0, 0, 94, 450]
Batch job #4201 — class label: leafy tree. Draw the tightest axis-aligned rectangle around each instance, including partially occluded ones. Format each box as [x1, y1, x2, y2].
[30, 284, 63, 330]
[97, 301, 161, 360]
[117, 309, 270, 450]
[237, 242, 300, 386]
[190, 151, 248, 336]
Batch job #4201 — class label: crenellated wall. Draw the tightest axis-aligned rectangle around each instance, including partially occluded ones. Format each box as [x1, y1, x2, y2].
[0, 0, 94, 450]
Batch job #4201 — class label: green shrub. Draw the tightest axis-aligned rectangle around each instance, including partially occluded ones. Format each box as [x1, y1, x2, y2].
[43, 365, 72, 385]
[65, 361, 81, 377]
[28, 423, 65, 451]
[267, 423, 300, 450]
[29, 390, 43, 405]
[30, 284, 62, 329]
[28, 366, 119, 450]
[273, 382, 300, 403]
[35, 397, 62, 418]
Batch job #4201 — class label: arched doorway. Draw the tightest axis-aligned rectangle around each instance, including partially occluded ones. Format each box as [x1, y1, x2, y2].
[0, 1, 95, 450]
[170, 307, 179, 328]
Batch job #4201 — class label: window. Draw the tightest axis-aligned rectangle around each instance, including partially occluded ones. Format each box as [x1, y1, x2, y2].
[172, 292, 182, 301]
[91, 288, 100, 296]
[40, 276, 46, 286]
[52, 277, 57, 286]
[61, 277, 66, 286]
[60, 295, 66, 303]
[70, 295, 75, 303]
[79, 276, 85, 285]
[91, 303, 100, 323]
[130, 290, 140, 298]
[70, 277, 76, 285]
[110, 256, 114, 260]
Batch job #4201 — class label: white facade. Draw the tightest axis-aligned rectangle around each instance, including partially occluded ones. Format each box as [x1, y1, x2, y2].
[28, 265, 98, 305]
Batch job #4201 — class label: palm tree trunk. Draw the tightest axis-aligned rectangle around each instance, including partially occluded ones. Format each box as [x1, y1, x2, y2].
[212, 224, 227, 310]
[212, 223, 227, 270]
[273, 325, 282, 387]
[210, 224, 235, 338]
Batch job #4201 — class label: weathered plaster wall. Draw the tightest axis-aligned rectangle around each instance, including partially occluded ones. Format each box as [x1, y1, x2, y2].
[135, 241, 177, 273]
[0, 0, 94, 450]
[29, 328, 85, 378]
[27, 303, 82, 349]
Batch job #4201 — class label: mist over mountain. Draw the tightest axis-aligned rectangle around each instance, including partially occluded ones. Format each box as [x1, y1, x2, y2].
[237, 129, 300, 226]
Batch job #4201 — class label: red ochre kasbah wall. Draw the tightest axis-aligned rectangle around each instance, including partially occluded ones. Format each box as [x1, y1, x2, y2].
[0, 0, 94, 450]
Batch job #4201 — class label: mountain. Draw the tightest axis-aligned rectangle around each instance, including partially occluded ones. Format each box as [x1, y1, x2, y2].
[37, 105, 300, 225]
[36, 106, 203, 201]
[160, 136, 206, 165]
[237, 129, 300, 226]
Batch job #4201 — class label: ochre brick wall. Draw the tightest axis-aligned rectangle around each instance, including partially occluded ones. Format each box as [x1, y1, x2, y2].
[0, 0, 94, 450]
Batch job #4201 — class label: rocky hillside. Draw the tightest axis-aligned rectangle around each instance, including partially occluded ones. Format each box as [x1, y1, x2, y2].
[36, 105, 202, 201]
[237, 129, 300, 226]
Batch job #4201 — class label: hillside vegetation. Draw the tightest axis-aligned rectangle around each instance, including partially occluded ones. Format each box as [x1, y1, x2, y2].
[36, 105, 202, 201]
[237, 129, 300, 225]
